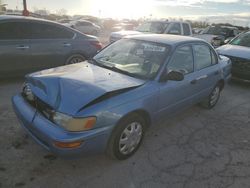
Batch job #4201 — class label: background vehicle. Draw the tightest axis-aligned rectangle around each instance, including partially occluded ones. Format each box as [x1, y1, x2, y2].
[194, 25, 239, 47]
[0, 15, 102, 78]
[109, 20, 193, 43]
[111, 22, 135, 32]
[65, 20, 101, 36]
[217, 31, 250, 82]
[12, 35, 231, 160]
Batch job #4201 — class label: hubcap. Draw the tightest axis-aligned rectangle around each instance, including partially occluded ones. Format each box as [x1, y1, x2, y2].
[210, 86, 220, 105]
[119, 122, 143, 155]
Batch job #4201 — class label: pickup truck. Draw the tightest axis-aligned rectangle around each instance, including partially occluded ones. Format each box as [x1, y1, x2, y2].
[109, 20, 193, 43]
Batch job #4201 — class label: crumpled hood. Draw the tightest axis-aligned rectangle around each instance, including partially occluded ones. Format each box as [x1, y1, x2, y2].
[26, 61, 145, 115]
[111, 30, 142, 38]
[193, 34, 222, 42]
[216, 44, 250, 59]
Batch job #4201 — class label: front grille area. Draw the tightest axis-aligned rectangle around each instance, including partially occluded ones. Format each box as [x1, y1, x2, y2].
[225, 55, 250, 80]
[226, 56, 250, 71]
[22, 92, 54, 120]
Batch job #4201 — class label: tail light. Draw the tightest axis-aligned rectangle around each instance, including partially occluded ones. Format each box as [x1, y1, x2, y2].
[90, 41, 103, 50]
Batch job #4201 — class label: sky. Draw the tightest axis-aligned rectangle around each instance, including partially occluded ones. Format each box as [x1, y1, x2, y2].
[4, 0, 250, 27]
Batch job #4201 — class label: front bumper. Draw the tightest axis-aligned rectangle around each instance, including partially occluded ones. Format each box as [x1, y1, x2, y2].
[12, 94, 112, 157]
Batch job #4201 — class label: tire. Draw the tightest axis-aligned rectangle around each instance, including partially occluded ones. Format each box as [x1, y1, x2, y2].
[65, 54, 85, 65]
[200, 84, 221, 109]
[106, 114, 146, 160]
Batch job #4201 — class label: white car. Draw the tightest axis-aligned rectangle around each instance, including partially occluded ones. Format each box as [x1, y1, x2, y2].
[109, 21, 193, 43]
[65, 20, 101, 36]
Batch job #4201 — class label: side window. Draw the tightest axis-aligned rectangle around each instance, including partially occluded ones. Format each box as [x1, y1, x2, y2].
[30, 23, 74, 39]
[78, 21, 91, 26]
[168, 23, 181, 35]
[193, 44, 212, 70]
[168, 45, 194, 75]
[0, 22, 30, 40]
[183, 23, 191, 36]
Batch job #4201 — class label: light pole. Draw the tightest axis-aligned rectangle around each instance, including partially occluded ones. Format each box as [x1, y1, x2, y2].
[22, 0, 29, 16]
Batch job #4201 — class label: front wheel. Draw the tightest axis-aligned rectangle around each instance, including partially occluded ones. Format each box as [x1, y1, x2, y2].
[200, 84, 221, 109]
[65, 54, 85, 65]
[106, 114, 146, 160]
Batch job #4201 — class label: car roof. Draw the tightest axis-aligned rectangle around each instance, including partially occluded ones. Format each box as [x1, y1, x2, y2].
[0, 15, 56, 24]
[126, 34, 206, 46]
[146, 20, 190, 24]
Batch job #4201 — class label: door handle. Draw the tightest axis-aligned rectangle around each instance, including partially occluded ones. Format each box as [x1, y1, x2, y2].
[190, 75, 208, 84]
[63, 43, 71, 47]
[16, 45, 30, 50]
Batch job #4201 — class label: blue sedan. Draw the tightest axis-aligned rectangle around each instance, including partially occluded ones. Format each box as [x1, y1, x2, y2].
[12, 34, 232, 160]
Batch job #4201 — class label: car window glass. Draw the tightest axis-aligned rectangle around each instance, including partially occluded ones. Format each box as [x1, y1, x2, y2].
[78, 21, 91, 26]
[230, 32, 250, 47]
[136, 22, 169, 34]
[183, 23, 190, 36]
[168, 45, 194, 74]
[193, 44, 212, 70]
[168, 23, 181, 35]
[0, 22, 30, 40]
[30, 22, 74, 39]
[94, 39, 170, 79]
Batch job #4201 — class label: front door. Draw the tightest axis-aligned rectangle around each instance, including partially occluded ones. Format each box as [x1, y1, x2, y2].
[0, 21, 31, 77]
[157, 45, 198, 119]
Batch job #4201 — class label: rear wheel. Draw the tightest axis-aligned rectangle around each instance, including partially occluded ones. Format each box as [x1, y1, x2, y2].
[200, 84, 221, 109]
[106, 114, 146, 160]
[65, 54, 85, 65]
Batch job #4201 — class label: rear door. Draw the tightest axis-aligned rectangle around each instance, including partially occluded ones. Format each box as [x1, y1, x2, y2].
[28, 22, 74, 71]
[0, 21, 31, 77]
[190, 43, 221, 103]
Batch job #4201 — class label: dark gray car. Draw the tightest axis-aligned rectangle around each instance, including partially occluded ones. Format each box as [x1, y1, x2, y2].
[0, 15, 102, 78]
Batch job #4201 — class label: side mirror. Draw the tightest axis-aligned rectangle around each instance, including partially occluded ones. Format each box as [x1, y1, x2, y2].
[160, 70, 184, 82]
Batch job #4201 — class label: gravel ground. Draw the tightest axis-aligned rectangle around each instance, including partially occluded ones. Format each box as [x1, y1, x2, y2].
[0, 80, 250, 188]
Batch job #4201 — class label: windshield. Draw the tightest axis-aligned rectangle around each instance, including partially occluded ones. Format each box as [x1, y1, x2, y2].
[202, 26, 233, 37]
[230, 32, 250, 48]
[136, 22, 169, 34]
[93, 39, 170, 80]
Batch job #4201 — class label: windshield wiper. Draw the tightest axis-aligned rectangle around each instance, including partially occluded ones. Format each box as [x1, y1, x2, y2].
[89, 58, 145, 79]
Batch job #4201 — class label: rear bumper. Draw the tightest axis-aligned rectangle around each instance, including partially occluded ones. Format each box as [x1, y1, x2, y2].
[12, 94, 112, 158]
